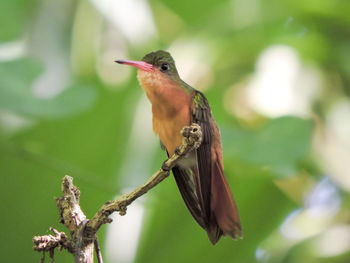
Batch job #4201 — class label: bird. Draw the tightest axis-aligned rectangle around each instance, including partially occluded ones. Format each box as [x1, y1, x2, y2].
[115, 50, 242, 244]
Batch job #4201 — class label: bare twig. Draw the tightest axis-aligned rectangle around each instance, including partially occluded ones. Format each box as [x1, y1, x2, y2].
[33, 227, 73, 253]
[33, 124, 202, 263]
[94, 238, 103, 263]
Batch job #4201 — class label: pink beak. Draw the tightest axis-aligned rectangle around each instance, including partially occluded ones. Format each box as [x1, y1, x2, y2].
[115, 59, 153, 71]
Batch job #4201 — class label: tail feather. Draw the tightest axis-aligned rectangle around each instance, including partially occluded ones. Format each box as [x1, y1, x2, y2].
[172, 146, 242, 245]
[208, 160, 242, 244]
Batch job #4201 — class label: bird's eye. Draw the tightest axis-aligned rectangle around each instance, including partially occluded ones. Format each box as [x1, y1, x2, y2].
[160, 63, 169, 71]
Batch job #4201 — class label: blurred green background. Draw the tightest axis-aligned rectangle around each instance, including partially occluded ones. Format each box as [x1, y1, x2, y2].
[1, 0, 350, 262]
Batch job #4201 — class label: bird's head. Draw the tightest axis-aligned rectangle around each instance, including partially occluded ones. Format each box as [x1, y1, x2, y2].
[115, 50, 181, 83]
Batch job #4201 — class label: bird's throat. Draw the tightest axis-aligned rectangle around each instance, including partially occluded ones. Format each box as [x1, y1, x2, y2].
[137, 69, 191, 155]
[137, 69, 190, 119]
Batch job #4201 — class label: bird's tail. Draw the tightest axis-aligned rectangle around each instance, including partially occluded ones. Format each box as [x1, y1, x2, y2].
[207, 160, 242, 244]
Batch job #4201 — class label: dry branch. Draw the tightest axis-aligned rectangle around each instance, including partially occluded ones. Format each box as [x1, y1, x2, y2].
[33, 124, 202, 263]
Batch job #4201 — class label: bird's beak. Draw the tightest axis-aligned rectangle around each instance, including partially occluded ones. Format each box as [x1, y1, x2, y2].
[115, 60, 153, 71]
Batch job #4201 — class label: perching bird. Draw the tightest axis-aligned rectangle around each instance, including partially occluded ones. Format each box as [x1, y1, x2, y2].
[116, 50, 242, 244]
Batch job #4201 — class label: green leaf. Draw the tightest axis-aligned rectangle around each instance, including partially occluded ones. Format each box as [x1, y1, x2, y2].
[222, 116, 313, 176]
[159, 0, 227, 25]
[0, 58, 97, 118]
[0, 0, 37, 41]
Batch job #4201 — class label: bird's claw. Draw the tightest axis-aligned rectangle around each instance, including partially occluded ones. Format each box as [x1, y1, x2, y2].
[181, 126, 192, 138]
[181, 124, 202, 149]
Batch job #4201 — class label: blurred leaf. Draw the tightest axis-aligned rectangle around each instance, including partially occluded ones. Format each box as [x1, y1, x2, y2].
[0, 0, 37, 41]
[0, 58, 97, 118]
[0, 145, 73, 262]
[284, 237, 350, 263]
[222, 116, 313, 176]
[159, 0, 227, 25]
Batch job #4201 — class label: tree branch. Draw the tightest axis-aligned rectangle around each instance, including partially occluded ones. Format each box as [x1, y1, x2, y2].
[33, 227, 73, 253]
[33, 124, 202, 263]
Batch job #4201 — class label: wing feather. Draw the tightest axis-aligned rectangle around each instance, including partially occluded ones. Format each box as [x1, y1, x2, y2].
[193, 100, 212, 222]
[172, 167, 206, 228]
[171, 90, 242, 244]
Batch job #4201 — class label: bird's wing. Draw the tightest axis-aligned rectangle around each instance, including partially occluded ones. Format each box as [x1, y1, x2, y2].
[172, 166, 206, 229]
[171, 90, 212, 230]
[164, 139, 206, 228]
[193, 91, 242, 243]
[191, 91, 213, 223]
[173, 90, 241, 244]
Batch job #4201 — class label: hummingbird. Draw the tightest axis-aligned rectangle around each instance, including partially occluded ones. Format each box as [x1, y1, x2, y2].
[115, 50, 242, 244]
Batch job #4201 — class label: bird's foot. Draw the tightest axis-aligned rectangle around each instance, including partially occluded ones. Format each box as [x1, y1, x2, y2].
[181, 124, 202, 149]
[181, 126, 192, 138]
